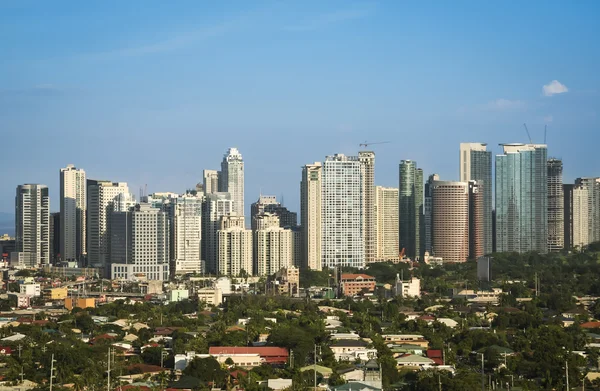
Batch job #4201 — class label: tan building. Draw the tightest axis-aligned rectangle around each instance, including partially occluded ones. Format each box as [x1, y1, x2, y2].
[340, 274, 376, 296]
[375, 186, 399, 262]
[572, 184, 589, 249]
[432, 181, 470, 262]
[273, 266, 300, 295]
[359, 151, 376, 264]
[217, 216, 252, 276]
[43, 287, 68, 300]
[300, 162, 322, 270]
[468, 181, 484, 259]
[255, 226, 295, 276]
[60, 164, 87, 264]
[65, 297, 96, 311]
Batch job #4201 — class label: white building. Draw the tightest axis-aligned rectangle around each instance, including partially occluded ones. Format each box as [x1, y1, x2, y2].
[375, 186, 399, 262]
[87, 180, 130, 269]
[573, 184, 589, 248]
[110, 203, 170, 281]
[255, 226, 295, 276]
[19, 283, 41, 297]
[15, 184, 50, 267]
[197, 286, 223, 306]
[359, 151, 376, 264]
[203, 169, 220, 195]
[217, 215, 252, 276]
[219, 148, 244, 217]
[394, 276, 421, 298]
[322, 154, 365, 269]
[170, 195, 203, 275]
[60, 164, 86, 263]
[301, 162, 322, 270]
[202, 192, 234, 274]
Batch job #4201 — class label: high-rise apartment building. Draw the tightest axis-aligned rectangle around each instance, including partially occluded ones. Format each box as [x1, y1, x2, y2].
[219, 148, 244, 217]
[14, 184, 50, 267]
[459, 143, 492, 254]
[251, 196, 298, 230]
[87, 180, 130, 269]
[495, 144, 548, 253]
[399, 160, 423, 259]
[203, 170, 220, 195]
[322, 154, 364, 269]
[50, 212, 60, 264]
[255, 226, 296, 276]
[110, 203, 170, 281]
[169, 195, 203, 275]
[572, 184, 589, 249]
[60, 164, 86, 263]
[217, 215, 252, 276]
[202, 192, 234, 274]
[563, 184, 574, 250]
[575, 177, 600, 244]
[300, 162, 322, 270]
[424, 174, 439, 254]
[359, 151, 376, 263]
[547, 159, 564, 252]
[375, 186, 399, 262]
[431, 181, 470, 262]
[468, 181, 484, 259]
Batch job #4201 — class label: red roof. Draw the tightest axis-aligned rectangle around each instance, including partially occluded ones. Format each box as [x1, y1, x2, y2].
[341, 274, 376, 281]
[0, 347, 12, 355]
[127, 363, 165, 374]
[209, 347, 288, 364]
[581, 321, 600, 329]
[119, 386, 150, 391]
[426, 349, 443, 358]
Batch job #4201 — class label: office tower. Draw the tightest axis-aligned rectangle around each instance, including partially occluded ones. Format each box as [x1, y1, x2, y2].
[563, 184, 574, 250]
[547, 159, 564, 252]
[322, 154, 364, 269]
[217, 215, 252, 276]
[300, 162, 322, 270]
[15, 184, 50, 267]
[477, 256, 491, 282]
[251, 195, 278, 223]
[170, 195, 203, 275]
[203, 170, 220, 195]
[424, 174, 439, 254]
[468, 181, 484, 259]
[219, 148, 244, 217]
[572, 184, 590, 248]
[251, 196, 298, 230]
[59, 164, 86, 263]
[202, 192, 234, 274]
[50, 212, 60, 263]
[87, 180, 130, 269]
[575, 177, 600, 244]
[375, 186, 399, 262]
[459, 143, 492, 254]
[399, 160, 423, 259]
[495, 144, 548, 253]
[110, 203, 170, 281]
[359, 151, 376, 263]
[431, 181, 469, 262]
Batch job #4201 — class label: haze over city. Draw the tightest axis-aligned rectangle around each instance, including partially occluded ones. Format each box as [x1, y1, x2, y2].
[2, 1, 599, 220]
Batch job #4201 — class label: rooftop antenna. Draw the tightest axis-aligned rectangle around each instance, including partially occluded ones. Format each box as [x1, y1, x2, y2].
[522, 123, 532, 144]
[280, 193, 285, 206]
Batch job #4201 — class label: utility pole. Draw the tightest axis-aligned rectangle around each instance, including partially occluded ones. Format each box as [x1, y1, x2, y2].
[49, 354, 56, 391]
[314, 344, 317, 391]
[438, 374, 441, 391]
[17, 344, 22, 358]
[19, 366, 24, 384]
[480, 353, 485, 391]
[107, 347, 111, 391]
[565, 359, 569, 390]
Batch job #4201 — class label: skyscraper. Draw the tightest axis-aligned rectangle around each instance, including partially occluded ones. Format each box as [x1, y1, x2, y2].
[375, 186, 399, 262]
[169, 195, 203, 275]
[255, 225, 296, 276]
[322, 154, 364, 269]
[15, 184, 50, 267]
[468, 181, 484, 260]
[203, 170, 220, 195]
[547, 159, 564, 252]
[495, 143, 548, 253]
[110, 203, 170, 281]
[202, 192, 234, 274]
[575, 177, 600, 244]
[399, 160, 423, 259]
[424, 174, 439, 254]
[563, 184, 574, 250]
[300, 162, 322, 270]
[251, 196, 298, 230]
[60, 164, 86, 263]
[431, 181, 470, 262]
[572, 184, 589, 249]
[219, 148, 244, 217]
[217, 214, 252, 276]
[359, 151, 376, 264]
[459, 143, 492, 254]
[87, 180, 130, 269]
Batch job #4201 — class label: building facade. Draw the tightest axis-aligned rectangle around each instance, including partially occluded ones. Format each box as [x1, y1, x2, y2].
[468, 181, 484, 260]
[203, 170, 220, 195]
[110, 203, 170, 281]
[87, 180, 130, 269]
[359, 151, 376, 264]
[575, 177, 600, 244]
[59, 164, 86, 263]
[572, 184, 590, 249]
[255, 226, 295, 276]
[431, 181, 470, 262]
[495, 144, 548, 253]
[300, 162, 322, 270]
[459, 143, 492, 254]
[15, 184, 50, 267]
[322, 154, 364, 269]
[217, 215, 252, 277]
[202, 192, 234, 274]
[547, 159, 564, 252]
[219, 148, 244, 217]
[375, 186, 399, 262]
[424, 174, 439, 255]
[399, 160, 423, 260]
[169, 195, 203, 275]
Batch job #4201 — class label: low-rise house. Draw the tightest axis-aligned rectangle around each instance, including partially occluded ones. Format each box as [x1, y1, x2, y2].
[381, 335, 428, 349]
[208, 347, 289, 365]
[330, 340, 374, 361]
[436, 318, 459, 328]
[330, 332, 361, 341]
[340, 274, 376, 297]
[395, 354, 435, 368]
[266, 379, 293, 391]
[300, 365, 333, 378]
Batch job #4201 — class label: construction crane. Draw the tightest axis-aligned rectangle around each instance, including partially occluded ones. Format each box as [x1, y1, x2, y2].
[359, 141, 390, 148]
[522, 123, 532, 144]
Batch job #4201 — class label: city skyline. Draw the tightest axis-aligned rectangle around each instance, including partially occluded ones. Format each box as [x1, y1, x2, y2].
[2, 1, 599, 219]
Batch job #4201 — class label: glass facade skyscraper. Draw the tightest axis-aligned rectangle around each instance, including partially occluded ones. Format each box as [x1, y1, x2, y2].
[399, 160, 423, 259]
[495, 144, 548, 253]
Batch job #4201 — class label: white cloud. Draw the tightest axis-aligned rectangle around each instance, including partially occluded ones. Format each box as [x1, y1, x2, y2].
[483, 99, 526, 111]
[543, 80, 568, 96]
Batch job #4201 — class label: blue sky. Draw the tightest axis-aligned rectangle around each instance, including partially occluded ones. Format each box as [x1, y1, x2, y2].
[1, 1, 599, 219]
